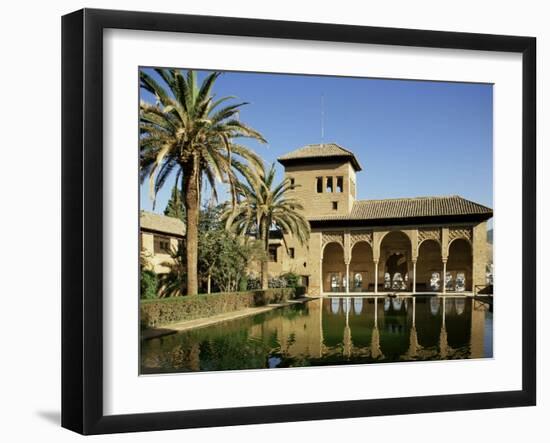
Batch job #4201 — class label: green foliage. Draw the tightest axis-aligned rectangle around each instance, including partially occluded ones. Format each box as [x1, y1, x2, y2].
[140, 288, 296, 328]
[139, 68, 267, 295]
[223, 162, 311, 288]
[198, 204, 266, 293]
[164, 184, 185, 221]
[246, 276, 261, 290]
[152, 203, 266, 296]
[294, 286, 306, 298]
[238, 276, 248, 292]
[140, 269, 159, 300]
[158, 243, 187, 297]
[140, 68, 267, 206]
[224, 162, 311, 245]
[280, 272, 300, 288]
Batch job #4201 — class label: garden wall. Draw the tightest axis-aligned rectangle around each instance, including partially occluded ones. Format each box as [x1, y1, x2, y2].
[141, 287, 304, 328]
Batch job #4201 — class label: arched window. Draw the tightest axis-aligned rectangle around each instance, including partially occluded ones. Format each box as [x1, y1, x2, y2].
[354, 273, 363, 290]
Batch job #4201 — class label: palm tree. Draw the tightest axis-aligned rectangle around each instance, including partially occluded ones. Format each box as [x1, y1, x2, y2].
[224, 162, 310, 289]
[139, 69, 266, 295]
[158, 244, 187, 298]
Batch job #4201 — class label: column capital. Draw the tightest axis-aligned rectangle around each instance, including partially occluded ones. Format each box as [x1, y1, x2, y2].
[442, 258, 448, 264]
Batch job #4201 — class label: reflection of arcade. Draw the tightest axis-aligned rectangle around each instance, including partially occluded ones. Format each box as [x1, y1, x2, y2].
[141, 296, 492, 372]
[319, 296, 489, 362]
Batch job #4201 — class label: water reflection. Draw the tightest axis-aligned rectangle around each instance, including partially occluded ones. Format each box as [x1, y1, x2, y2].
[141, 296, 493, 374]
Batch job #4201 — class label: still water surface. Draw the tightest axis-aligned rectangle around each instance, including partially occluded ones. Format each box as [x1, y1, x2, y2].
[141, 296, 492, 374]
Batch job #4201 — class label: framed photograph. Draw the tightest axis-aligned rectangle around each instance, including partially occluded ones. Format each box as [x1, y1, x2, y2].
[61, 8, 536, 435]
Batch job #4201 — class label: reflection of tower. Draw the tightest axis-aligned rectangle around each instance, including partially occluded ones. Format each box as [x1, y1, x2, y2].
[371, 297, 384, 359]
[439, 297, 449, 359]
[343, 298, 352, 357]
[406, 297, 422, 359]
[317, 298, 325, 358]
[470, 298, 486, 358]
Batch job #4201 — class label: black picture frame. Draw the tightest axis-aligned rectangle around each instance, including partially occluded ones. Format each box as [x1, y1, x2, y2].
[62, 8, 536, 435]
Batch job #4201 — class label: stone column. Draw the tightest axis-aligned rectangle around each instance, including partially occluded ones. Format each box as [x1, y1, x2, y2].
[319, 259, 323, 295]
[412, 259, 417, 294]
[442, 258, 447, 294]
[374, 259, 379, 293]
[345, 262, 350, 294]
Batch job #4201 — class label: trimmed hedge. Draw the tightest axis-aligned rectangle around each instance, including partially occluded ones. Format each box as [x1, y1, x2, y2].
[141, 287, 299, 328]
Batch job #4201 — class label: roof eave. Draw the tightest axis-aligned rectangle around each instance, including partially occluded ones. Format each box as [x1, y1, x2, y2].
[308, 212, 493, 228]
[277, 155, 362, 171]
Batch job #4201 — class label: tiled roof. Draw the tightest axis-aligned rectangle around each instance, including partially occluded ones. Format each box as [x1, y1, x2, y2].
[140, 211, 186, 237]
[309, 195, 492, 221]
[278, 143, 362, 171]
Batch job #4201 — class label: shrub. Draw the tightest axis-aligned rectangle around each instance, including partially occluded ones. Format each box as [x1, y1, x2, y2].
[140, 288, 296, 328]
[268, 276, 287, 288]
[281, 272, 300, 288]
[140, 269, 158, 300]
[238, 275, 248, 292]
[246, 276, 261, 290]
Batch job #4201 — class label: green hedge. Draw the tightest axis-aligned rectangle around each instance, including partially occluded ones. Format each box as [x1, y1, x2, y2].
[141, 288, 297, 328]
[140, 269, 158, 300]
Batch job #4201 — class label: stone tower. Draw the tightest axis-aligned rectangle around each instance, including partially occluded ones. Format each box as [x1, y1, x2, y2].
[277, 143, 362, 218]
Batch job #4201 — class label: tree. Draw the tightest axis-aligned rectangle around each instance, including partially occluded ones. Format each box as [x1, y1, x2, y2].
[158, 243, 187, 298]
[164, 183, 185, 221]
[224, 162, 311, 289]
[139, 68, 266, 295]
[157, 204, 264, 296]
[198, 204, 264, 293]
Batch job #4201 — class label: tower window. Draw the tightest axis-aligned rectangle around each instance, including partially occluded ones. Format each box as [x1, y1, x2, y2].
[289, 177, 295, 187]
[268, 245, 278, 262]
[336, 176, 343, 192]
[332, 201, 338, 210]
[289, 247, 295, 259]
[327, 177, 333, 192]
[316, 177, 323, 193]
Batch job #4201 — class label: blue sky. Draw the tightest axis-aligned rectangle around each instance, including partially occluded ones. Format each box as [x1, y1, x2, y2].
[140, 68, 493, 215]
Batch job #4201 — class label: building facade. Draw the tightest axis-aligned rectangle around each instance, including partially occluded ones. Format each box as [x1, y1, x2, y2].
[140, 211, 186, 274]
[270, 143, 493, 296]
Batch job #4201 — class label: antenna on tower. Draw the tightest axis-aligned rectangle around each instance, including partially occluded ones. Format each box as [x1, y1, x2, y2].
[320, 94, 325, 146]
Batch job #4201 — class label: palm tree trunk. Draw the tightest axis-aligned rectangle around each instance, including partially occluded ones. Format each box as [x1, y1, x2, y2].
[261, 219, 269, 290]
[183, 158, 200, 296]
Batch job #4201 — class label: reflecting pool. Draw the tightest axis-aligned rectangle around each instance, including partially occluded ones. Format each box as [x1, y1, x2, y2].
[140, 296, 493, 374]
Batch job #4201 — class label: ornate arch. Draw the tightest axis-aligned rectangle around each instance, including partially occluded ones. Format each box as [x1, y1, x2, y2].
[417, 228, 442, 248]
[444, 227, 473, 257]
[321, 232, 344, 253]
[350, 231, 373, 249]
[448, 227, 472, 246]
[377, 229, 414, 251]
